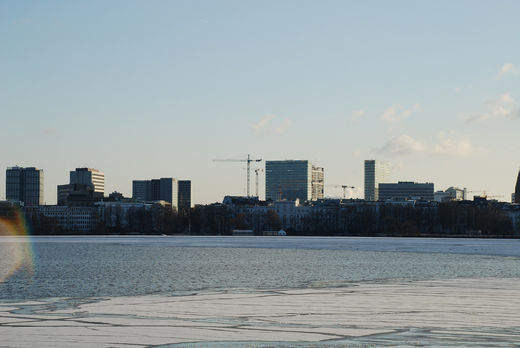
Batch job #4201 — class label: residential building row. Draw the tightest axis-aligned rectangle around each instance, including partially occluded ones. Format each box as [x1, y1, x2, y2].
[195, 195, 520, 237]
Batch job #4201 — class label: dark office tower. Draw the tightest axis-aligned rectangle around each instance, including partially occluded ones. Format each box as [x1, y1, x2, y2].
[6, 167, 44, 206]
[515, 170, 520, 203]
[265, 160, 324, 202]
[132, 180, 151, 202]
[132, 178, 178, 209]
[177, 180, 191, 212]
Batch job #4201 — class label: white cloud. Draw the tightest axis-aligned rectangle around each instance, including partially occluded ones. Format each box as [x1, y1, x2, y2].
[432, 136, 474, 156]
[350, 109, 367, 122]
[497, 63, 520, 79]
[464, 93, 520, 123]
[375, 133, 479, 157]
[250, 115, 292, 135]
[273, 119, 293, 134]
[250, 115, 275, 132]
[381, 104, 420, 123]
[375, 134, 426, 156]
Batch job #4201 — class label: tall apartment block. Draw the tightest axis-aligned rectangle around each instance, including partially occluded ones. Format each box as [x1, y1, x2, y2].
[364, 160, 389, 201]
[57, 168, 105, 206]
[6, 167, 44, 206]
[70, 168, 105, 194]
[177, 180, 191, 212]
[132, 180, 149, 202]
[132, 178, 178, 209]
[265, 160, 324, 202]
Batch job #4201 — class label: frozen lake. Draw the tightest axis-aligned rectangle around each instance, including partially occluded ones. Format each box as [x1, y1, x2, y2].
[1, 236, 519, 346]
[4, 235, 520, 256]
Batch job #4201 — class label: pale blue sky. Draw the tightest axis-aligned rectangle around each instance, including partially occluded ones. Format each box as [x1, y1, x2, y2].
[1, 0, 520, 204]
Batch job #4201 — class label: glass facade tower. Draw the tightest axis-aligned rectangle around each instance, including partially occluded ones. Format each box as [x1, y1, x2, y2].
[364, 160, 389, 201]
[6, 167, 44, 206]
[265, 160, 324, 202]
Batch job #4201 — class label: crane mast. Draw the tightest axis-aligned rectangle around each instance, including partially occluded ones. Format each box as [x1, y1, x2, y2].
[213, 154, 262, 197]
[325, 184, 355, 199]
[254, 168, 264, 197]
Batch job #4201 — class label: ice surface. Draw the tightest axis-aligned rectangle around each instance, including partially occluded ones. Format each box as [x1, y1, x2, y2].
[3, 235, 520, 257]
[1, 278, 519, 347]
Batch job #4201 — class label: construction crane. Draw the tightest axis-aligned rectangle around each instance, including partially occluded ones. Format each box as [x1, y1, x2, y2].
[213, 154, 262, 197]
[487, 195, 504, 201]
[254, 168, 263, 198]
[466, 190, 487, 199]
[326, 184, 355, 199]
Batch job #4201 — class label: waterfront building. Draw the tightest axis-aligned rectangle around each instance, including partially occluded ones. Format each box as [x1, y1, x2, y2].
[24, 205, 96, 233]
[364, 160, 389, 201]
[132, 177, 178, 209]
[434, 187, 466, 202]
[6, 167, 44, 206]
[434, 191, 450, 202]
[70, 168, 105, 194]
[177, 180, 191, 212]
[96, 201, 160, 229]
[378, 181, 434, 201]
[515, 170, 520, 204]
[265, 160, 324, 202]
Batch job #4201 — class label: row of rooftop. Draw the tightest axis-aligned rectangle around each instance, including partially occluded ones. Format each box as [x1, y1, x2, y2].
[4, 159, 520, 208]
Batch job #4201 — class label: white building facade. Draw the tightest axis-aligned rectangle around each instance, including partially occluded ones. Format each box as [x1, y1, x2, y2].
[70, 168, 105, 194]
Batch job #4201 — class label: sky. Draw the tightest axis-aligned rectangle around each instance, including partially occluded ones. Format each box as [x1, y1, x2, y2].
[1, 0, 520, 204]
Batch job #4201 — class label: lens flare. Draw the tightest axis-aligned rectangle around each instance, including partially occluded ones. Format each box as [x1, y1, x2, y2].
[0, 207, 34, 283]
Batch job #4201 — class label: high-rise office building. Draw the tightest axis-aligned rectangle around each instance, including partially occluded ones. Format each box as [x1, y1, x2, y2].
[515, 170, 520, 204]
[132, 177, 178, 209]
[364, 160, 389, 201]
[132, 180, 150, 202]
[311, 166, 324, 201]
[378, 181, 434, 201]
[6, 167, 44, 206]
[57, 168, 104, 206]
[70, 168, 105, 194]
[265, 160, 324, 202]
[177, 180, 191, 212]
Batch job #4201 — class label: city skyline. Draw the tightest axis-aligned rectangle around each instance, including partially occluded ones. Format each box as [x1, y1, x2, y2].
[2, 1, 520, 204]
